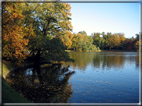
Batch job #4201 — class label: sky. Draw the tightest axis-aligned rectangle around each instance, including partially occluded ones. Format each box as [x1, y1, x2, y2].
[69, 3, 140, 38]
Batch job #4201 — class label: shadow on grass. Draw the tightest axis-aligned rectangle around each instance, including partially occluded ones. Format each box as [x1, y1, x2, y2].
[2, 61, 33, 104]
[2, 77, 32, 103]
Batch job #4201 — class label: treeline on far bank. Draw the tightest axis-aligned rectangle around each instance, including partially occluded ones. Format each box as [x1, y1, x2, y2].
[62, 31, 141, 51]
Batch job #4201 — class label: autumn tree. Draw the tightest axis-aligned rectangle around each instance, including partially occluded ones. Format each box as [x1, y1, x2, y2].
[2, 2, 35, 65]
[59, 30, 73, 50]
[71, 33, 78, 51]
[135, 40, 139, 50]
[119, 33, 126, 49]
[112, 34, 121, 49]
[77, 32, 85, 51]
[20, 2, 74, 66]
[134, 33, 141, 51]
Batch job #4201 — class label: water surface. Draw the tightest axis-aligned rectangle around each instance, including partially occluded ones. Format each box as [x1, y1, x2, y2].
[6, 51, 140, 103]
[65, 51, 139, 103]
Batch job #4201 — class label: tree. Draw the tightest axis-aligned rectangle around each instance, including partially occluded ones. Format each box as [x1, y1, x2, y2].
[99, 37, 106, 50]
[77, 32, 84, 51]
[59, 30, 73, 49]
[78, 30, 87, 36]
[112, 34, 121, 49]
[92, 32, 101, 47]
[134, 33, 141, 51]
[2, 2, 35, 65]
[105, 32, 112, 50]
[71, 31, 100, 52]
[71, 33, 78, 50]
[135, 41, 139, 50]
[18, 2, 73, 65]
[119, 33, 126, 49]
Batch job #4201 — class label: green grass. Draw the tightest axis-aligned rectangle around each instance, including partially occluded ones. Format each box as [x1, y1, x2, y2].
[2, 77, 31, 103]
[2, 60, 15, 77]
[2, 63, 9, 79]
[2, 60, 33, 103]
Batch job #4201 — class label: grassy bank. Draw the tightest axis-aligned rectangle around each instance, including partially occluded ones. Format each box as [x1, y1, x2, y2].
[2, 77, 32, 103]
[2, 60, 16, 79]
[2, 60, 32, 103]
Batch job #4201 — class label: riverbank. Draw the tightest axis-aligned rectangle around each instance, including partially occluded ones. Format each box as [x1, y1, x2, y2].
[65, 49, 138, 52]
[101, 50, 138, 52]
[2, 60, 32, 103]
[65, 50, 101, 52]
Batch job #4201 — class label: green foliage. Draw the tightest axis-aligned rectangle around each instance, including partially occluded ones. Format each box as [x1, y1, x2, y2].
[20, 2, 72, 37]
[28, 36, 74, 62]
[92, 32, 101, 47]
[45, 38, 74, 62]
[71, 34, 78, 50]
[92, 32, 122, 50]
[20, 2, 74, 63]
[70, 31, 101, 52]
[78, 31, 87, 36]
[91, 32, 140, 51]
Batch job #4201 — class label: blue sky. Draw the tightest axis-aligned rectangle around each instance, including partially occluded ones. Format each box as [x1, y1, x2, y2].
[69, 3, 140, 38]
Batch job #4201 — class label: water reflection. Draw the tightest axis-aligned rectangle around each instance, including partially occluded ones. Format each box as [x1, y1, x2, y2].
[93, 54, 126, 69]
[64, 52, 139, 70]
[65, 52, 139, 103]
[6, 64, 75, 103]
[5, 52, 139, 103]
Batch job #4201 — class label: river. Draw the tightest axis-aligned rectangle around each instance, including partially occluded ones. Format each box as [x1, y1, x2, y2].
[6, 51, 140, 103]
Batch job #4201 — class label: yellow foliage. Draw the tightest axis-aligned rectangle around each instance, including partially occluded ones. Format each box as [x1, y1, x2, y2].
[135, 41, 139, 50]
[2, 2, 35, 64]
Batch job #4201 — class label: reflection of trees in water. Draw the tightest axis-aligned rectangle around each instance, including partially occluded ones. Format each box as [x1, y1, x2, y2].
[6, 64, 75, 103]
[64, 52, 139, 70]
[64, 52, 93, 70]
[93, 52, 140, 70]
[135, 55, 140, 69]
[93, 54, 125, 69]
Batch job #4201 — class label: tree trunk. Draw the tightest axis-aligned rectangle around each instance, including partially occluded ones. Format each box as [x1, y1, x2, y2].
[34, 50, 41, 74]
[43, 20, 50, 36]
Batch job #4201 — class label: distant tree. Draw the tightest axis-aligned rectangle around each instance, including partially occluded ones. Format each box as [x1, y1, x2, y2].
[78, 31, 87, 36]
[71, 33, 78, 51]
[60, 30, 73, 50]
[99, 37, 106, 50]
[92, 32, 101, 47]
[105, 32, 112, 50]
[135, 41, 139, 50]
[112, 34, 121, 49]
[127, 40, 133, 50]
[119, 33, 126, 49]
[134, 33, 141, 51]
[71, 31, 100, 52]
